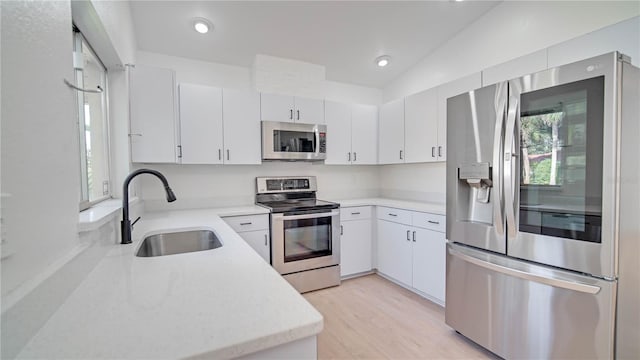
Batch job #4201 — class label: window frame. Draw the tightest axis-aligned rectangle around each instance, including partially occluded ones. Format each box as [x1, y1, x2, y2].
[73, 27, 112, 211]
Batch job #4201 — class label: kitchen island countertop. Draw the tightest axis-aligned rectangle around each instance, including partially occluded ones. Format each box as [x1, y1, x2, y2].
[17, 208, 322, 359]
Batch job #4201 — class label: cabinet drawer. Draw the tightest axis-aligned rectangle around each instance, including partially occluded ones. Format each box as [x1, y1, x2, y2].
[377, 207, 412, 225]
[341, 206, 372, 221]
[412, 212, 445, 233]
[223, 214, 269, 233]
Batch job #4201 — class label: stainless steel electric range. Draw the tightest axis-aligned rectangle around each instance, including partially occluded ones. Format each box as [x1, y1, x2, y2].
[256, 176, 341, 293]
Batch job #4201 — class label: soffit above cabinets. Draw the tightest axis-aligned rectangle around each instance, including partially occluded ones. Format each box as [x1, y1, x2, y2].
[129, 1, 500, 88]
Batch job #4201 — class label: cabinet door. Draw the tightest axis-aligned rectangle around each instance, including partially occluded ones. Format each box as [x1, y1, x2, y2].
[324, 101, 352, 165]
[412, 228, 446, 305]
[436, 72, 481, 161]
[547, 16, 640, 68]
[482, 49, 547, 86]
[378, 98, 405, 164]
[295, 97, 325, 124]
[223, 89, 261, 164]
[377, 220, 412, 286]
[351, 104, 378, 165]
[238, 230, 270, 263]
[260, 93, 294, 122]
[130, 65, 177, 163]
[404, 88, 438, 163]
[178, 83, 223, 164]
[340, 219, 372, 277]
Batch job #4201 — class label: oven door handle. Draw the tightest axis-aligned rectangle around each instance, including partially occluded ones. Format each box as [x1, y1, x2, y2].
[279, 210, 340, 221]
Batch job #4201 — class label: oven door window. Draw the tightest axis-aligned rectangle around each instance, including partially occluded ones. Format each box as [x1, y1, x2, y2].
[283, 216, 332, 262]
[273, 130, 316, 153]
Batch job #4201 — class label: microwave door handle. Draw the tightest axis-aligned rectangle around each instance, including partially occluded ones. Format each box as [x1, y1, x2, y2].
[280, 210, 340, 221]
[504, 95, 519, 241]
[315, 128, 320, 155]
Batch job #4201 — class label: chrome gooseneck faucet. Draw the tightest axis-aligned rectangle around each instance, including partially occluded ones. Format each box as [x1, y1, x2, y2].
[121, 169, 176, 244]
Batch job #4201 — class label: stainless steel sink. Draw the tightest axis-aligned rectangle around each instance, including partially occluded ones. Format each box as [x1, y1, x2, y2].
[136, 230, 222, 257]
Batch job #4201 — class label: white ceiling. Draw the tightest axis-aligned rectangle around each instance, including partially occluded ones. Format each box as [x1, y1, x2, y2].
[130, 1, 500, 88]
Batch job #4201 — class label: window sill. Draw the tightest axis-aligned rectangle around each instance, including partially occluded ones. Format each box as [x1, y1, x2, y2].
[78, 197, 138, 233]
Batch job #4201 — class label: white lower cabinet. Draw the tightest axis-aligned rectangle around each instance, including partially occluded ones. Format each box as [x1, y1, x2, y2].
[238, 230, 270, 263]
[340, 206, 373, 277]
[377, 219, 412, 286]
[376, 207, 446, 305]
[411, 228, 446, 304]
[223, 214, 270, 263]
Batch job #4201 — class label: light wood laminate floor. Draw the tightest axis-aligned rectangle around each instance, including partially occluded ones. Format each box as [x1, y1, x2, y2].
[304, 274, 498, 359]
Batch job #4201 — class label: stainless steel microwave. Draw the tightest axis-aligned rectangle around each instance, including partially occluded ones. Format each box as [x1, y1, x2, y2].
[261, 121, 327, 161]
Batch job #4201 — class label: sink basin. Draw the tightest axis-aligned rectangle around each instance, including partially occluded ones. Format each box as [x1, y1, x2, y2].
[136, 230, 222, 257]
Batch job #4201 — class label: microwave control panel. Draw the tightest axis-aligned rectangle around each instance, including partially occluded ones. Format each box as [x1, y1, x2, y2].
[319, 132, 326, 153]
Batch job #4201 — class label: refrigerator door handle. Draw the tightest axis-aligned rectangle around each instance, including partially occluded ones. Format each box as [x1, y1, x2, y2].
[504, 96, 519, 240]
[449, 247, 601, 294]
[492, 83, 507, 237]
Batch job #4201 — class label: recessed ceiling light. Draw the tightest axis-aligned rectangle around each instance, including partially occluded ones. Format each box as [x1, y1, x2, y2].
[375, 55, 391, 68]
[193, 18, 212, 34]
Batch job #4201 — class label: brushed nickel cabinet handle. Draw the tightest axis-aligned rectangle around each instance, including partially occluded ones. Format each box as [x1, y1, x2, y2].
[340, 225, 344, 235]
[406, 230, 411, 241]
[239, 222, 252, 226]
[218, 149, 222, 160]
[348, 152, 351, 162]
[432, 146, 436, 158]
[438, 146, 442, 157]
[290, 109, 293, 120]
[428, 220, 440, 225]
[227, 149, 230, 161]
[354, 152, 357, 161]
[351, 212, 361, 215]
[297, 110, 300, 120]
[264, 234, 268, 246]
[388, 213, 398, 217]
[412, 231, 416, 242]
[400, 150, 403, 160]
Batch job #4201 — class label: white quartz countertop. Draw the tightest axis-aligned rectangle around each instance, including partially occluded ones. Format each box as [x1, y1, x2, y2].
[18, 208, 322, 359]
[331, 198, 446, 216]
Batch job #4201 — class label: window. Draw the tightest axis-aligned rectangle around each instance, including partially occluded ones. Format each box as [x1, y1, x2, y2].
[73, 28, 111, 210]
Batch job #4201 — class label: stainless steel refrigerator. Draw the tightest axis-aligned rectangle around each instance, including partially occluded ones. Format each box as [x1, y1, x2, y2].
[445, 52, 639, 359]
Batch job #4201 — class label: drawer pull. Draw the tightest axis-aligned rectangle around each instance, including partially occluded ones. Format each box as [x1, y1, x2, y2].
[351, 212, 361, 215]
[388, 213, 398, 217]
[428, 220, 440, 225]
[240, 222, 252, 226]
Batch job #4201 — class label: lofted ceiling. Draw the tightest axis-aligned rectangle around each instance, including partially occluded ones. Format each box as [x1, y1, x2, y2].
[129, 1, 500, 88]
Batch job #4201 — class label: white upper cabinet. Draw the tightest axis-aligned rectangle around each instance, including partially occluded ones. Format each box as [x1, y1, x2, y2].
[404, 88, 438, 163]
[378, 98, 405, 164]
[178, 84, 223, 164]
[482, 49, 548, 86]
[325, 101, 378, 165]
[324, 100, 352, 165]
[294, 96, 325, 124]
[259, 93, 295, 122]
[260, 93, 324, 124]
[130, 65, 178, 163]
[351, 104, 378, 165]
[223, 89, 261, 164]
[436, 72, 482, 161]
[548, 16, 640, 68]
[178, 84, 261, 165]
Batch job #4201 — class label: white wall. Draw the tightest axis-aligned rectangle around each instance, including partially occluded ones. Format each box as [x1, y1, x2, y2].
[379, 2, 640, 204]
[384, 1, 640, 101]
[137, 50, 383, 105]
[137, 163, 380, 211]
[1, 1, 137, 357]
[1, 0, 79, 297]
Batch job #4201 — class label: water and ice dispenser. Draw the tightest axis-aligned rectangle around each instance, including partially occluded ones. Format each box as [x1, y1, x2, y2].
[458, 162, 492, 203]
